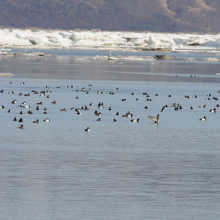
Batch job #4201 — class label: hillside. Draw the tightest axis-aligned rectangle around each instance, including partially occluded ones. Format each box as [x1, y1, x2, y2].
[0, 0, 220, 32]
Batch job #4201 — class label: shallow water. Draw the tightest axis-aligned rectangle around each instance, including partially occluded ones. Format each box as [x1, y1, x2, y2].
[0, 55, 220, 220]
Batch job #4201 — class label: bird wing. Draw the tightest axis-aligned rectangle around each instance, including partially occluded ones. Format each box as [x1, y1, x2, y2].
[148, 115, 157, 122]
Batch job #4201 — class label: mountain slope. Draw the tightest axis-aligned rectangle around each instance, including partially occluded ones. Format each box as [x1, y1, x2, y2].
[0, 0, 220, 32]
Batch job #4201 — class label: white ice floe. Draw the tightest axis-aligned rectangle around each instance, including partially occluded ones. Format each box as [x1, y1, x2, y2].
[0, 28, 220, 51]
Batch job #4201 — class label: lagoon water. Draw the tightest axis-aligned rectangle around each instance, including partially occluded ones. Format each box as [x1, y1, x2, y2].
[0, 52, 220, 220]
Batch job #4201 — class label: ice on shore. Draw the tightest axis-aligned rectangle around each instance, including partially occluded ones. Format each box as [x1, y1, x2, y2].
[0, 28, 220, 51]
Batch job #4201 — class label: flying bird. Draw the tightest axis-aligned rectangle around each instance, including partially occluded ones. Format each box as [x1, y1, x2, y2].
[148, 114, 159, 124]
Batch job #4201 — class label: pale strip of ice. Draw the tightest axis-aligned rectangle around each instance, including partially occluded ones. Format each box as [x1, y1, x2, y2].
[0, 28, 220, 52]
[0, 73, 14, 77]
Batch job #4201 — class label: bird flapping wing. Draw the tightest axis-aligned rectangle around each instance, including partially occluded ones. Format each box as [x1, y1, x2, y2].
[148, 115, 157, 122]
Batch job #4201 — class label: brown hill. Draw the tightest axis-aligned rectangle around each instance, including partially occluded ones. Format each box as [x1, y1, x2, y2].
[0, 0, 219, 32]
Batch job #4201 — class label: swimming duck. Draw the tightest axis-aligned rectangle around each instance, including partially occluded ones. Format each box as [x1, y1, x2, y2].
[43, 118, 50, 122]
[18, 118, 23, 122]
[11, 100, 17, 104]
[198, 105, 206, 108]
[18, 124, 23, 129]
[33, 119, 39, 123]
[209, 108, 216, 113]
[85, 127, 90, 132]
[200, 116, 206, 121]
[131, 118, 140, 122]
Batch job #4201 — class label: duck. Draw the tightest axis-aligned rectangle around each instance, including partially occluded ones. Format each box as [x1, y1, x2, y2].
[85, 127, 90, 132]
[43, 118, 50, 122]
[198, 105, 206, 108]
[11, 100, 17, 104]
[52, 101, 56, 104]
[108, 106, 112, 110]
[60, 108, 67, 111]
[8, 109, 11, 113]
[148, 114, 159, 124]
[209, 108, 216, 113]
[113, 118, 117, 122]
[33, 119, 39, 123]
[97, 118, 102, 121]
[18, 124, 23, 129]
[84, 106, 89, 110]
[23, 105, 30, 108]
[13, 117, 17, 121]
[131, 118, 140, 122]
[190, 106, 194, 109]
[116, 112, 120, 116]
[18, 118, 23, 122]
[200, 116, 206, 121]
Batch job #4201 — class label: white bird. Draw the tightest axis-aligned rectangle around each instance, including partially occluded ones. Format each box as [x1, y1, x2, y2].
[148, 114, 159, 124]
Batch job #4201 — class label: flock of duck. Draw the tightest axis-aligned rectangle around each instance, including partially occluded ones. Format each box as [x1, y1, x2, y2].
[1, 81, 219, 131]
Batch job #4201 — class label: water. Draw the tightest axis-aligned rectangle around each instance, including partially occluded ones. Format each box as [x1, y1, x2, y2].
[0, 54, 220, 220]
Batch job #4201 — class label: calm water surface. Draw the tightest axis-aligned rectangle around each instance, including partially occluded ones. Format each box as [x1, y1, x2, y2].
[0, 55, 220, 220]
